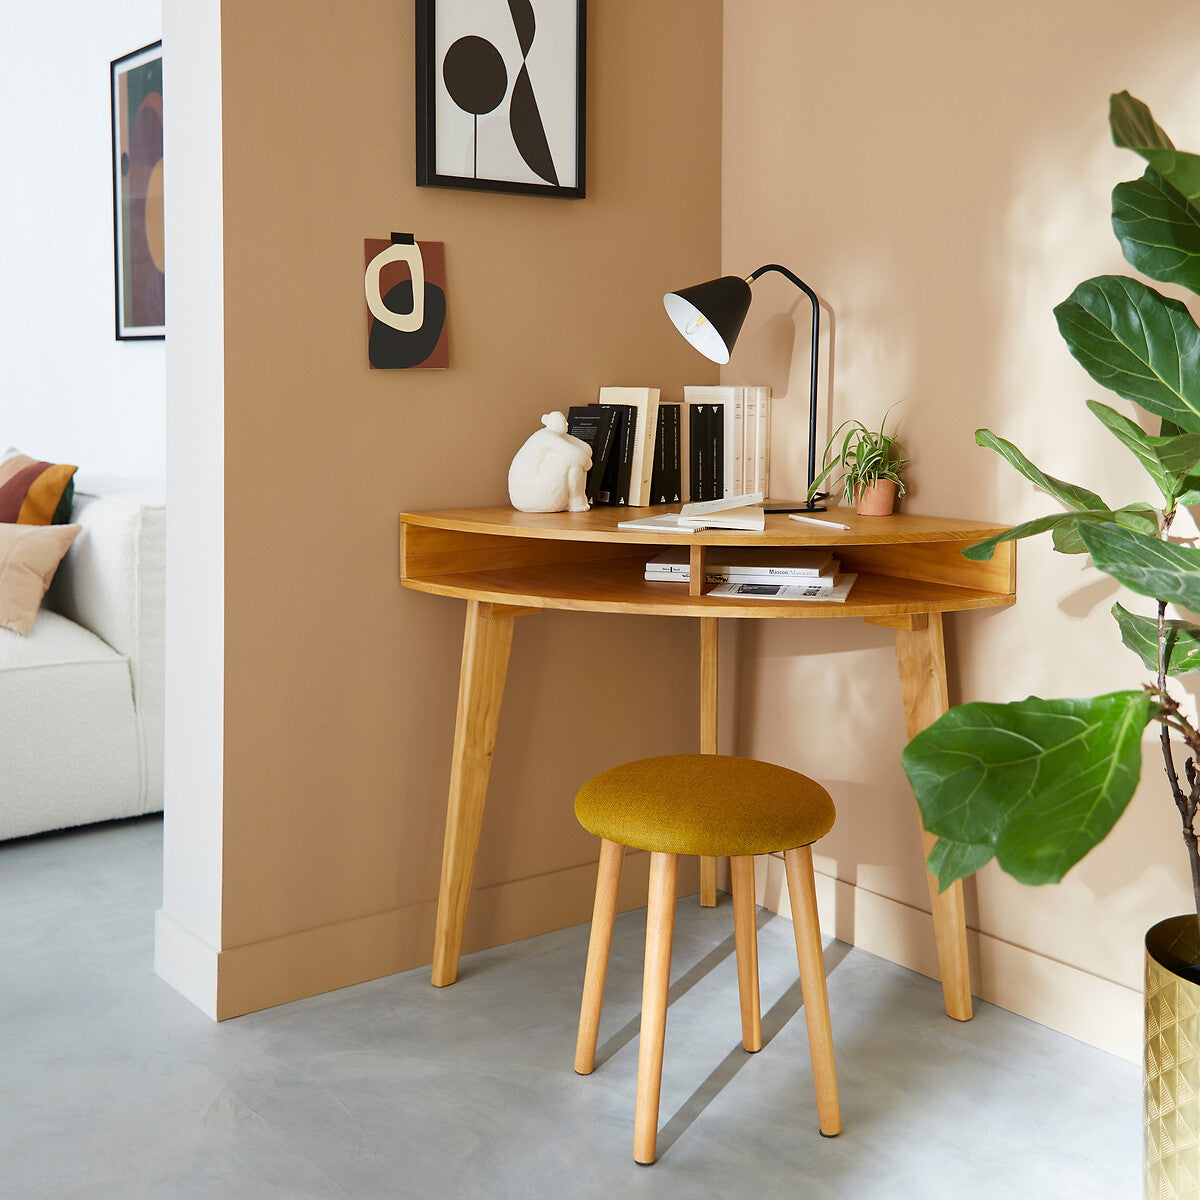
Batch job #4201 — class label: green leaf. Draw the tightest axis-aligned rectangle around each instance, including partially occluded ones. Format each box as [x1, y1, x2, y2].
[1157, 434, 1200, 476]
[1112, 601, 1200, 675]
[1115, 503, 1167, 536]
[902, 691, 1154, 890]
[1156, 438, 1200, 507]
[1079, 521, 1200, 609]
[1086, 401, 1200, 506]
[975, 429, 1107, 510]
[963, 509, 1147, 562]
[1113, 169, 1200, 293]
[1086, 400, 1175, 496]
[927, 837, 994, 888]
[1054, 276, 1200, 433]
[1051, 508, 1155, 555]
[1110, 91, 1200, 207]
[1051, 521, 1088, 555]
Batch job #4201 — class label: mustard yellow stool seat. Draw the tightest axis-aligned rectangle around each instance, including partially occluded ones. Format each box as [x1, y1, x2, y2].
[573, 754, 840, 1164]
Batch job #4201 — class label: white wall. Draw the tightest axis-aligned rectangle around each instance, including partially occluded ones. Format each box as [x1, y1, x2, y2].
[153, 0, 224, 1019]
[0, 1, 164, 478]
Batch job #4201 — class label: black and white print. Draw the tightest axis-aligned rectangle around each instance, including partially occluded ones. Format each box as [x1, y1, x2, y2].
[416, 0, 586, 198]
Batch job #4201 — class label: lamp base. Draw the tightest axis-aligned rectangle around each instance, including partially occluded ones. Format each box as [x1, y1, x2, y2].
[762, 498, 827, 514]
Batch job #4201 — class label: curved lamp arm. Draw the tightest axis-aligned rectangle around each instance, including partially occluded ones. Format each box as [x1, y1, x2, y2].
[747, 265, 822, 496]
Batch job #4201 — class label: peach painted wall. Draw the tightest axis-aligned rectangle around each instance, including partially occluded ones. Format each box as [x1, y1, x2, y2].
[210, 0, 721, 1015]
[722, 0, 1200, 1056]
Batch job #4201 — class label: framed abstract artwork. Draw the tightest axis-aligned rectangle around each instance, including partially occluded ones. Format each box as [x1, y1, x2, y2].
[111, 41, 165, 339]
[364, 234, 450, 369]
[416, 0, 586, 199]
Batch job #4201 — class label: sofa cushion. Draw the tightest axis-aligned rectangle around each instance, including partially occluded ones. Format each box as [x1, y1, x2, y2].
[0, 453, 77, 524]
[0, 523, 82, 634]
[0, 610, 141, 840]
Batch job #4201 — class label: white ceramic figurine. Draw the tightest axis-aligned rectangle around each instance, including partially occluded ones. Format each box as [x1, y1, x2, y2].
[507, 412, 593, 513]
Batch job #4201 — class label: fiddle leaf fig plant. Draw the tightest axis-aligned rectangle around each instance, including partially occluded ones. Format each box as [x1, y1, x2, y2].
[901, 93, 1200, 924]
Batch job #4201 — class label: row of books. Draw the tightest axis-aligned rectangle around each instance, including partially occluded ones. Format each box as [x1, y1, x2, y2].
[685, 386, 771, 503]
[644, 548, 856, 603]
[566, 385, 771, 508]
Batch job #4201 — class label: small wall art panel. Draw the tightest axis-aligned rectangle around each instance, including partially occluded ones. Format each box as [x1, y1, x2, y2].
[364, 234, 449, 369]
[111, 41, 165, 340]
[416, 0, 586, 198]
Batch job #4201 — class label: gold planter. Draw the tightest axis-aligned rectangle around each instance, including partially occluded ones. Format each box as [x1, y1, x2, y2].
[1146, 916, 1200, 1199]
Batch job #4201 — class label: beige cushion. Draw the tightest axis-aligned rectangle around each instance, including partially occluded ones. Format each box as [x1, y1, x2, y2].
[0, 523, 82, 634]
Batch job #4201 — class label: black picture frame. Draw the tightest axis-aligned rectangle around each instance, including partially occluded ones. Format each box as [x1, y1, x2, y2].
[110, 40, 165, 340]
[416, 0, 586, 199]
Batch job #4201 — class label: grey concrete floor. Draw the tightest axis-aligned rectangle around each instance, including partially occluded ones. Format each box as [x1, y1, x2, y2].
[1, 816, 1139, 1199]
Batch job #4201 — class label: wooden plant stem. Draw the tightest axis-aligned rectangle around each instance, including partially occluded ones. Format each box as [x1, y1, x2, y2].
[1156, 514, 1200, 940]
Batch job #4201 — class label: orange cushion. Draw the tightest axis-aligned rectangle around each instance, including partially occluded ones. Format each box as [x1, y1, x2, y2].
[575, 754, 835, 857]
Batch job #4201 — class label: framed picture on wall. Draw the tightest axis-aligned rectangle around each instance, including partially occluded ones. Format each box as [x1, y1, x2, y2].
[416, 0, 586, 199]
[111, 40, 165, 339]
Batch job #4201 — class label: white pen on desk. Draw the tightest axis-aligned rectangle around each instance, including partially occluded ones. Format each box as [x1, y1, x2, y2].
[788, 514, 851, 530]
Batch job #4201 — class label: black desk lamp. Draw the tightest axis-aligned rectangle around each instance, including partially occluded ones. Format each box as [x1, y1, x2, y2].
[664, 264, 827, 513]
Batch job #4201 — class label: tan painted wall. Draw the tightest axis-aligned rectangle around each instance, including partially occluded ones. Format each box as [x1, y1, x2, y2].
[214, 0, 721, 1016]
[722, 0, 1200, 1042]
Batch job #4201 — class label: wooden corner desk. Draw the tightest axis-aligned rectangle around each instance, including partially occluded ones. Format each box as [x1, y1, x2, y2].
[400, 504, 1015, 1020]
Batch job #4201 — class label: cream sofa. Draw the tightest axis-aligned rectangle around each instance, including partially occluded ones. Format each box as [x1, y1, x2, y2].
[0, 475, 165, 840]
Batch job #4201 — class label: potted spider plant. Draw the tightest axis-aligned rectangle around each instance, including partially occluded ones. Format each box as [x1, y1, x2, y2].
[900, 92, 1200, 1199]
[806, 405, 908, 515]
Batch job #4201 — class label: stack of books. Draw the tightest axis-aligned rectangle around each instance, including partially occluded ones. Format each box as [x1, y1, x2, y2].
[644, 547, 857, 603]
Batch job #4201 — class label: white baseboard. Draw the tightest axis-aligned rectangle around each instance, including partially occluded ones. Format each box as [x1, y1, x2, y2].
[156, 853, 698, 1021]
[742, 855, 1142, 1064]
[154, 908, 219, 1020]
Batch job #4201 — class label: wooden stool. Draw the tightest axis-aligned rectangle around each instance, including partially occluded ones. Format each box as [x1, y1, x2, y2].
[572, 753, 840, 1164]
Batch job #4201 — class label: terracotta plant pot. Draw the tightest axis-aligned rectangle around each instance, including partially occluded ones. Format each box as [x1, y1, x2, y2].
[854, 479, 897, 516]
[1146, 915, 1200, 1198]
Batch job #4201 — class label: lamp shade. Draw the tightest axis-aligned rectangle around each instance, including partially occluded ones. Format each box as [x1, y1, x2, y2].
[662, 275, 753, 365]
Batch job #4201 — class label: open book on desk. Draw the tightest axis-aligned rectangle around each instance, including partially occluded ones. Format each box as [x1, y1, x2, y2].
[617, 492, 764, 532]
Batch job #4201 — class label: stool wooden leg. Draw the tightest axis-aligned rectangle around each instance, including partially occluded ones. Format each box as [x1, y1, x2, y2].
[634, 851, 678, 1165]
[784, 845, 841, 1137]
[699, 616, 719, 907]
[729, 854, 762, 1053]
[575, 839, 626, 1075]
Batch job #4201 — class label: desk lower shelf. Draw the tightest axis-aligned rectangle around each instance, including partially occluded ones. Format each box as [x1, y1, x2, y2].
[402, 556, 1015, 618]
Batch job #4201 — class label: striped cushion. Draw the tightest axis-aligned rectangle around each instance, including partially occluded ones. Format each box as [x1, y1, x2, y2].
[0, 454, 77, 524]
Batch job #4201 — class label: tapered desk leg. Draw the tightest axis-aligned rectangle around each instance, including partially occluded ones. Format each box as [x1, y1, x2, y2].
[699, 617, 719, 907]
[892, 613, 973, 1020]
[431, 600, 531, 987]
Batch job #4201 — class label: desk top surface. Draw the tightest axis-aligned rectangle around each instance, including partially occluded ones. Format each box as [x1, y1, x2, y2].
[400, 505, 1011, 548]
